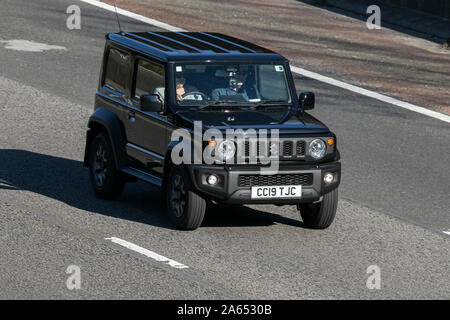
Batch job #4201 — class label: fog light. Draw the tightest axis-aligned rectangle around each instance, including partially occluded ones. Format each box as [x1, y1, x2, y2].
[323, 173, 334, 184]
[207, 174, 219, 186]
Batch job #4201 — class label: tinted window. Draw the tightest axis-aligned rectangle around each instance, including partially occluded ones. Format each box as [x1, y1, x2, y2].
[104, 48, 130, 93]
[134, 59, 165, 102]
[257, 65, 290, 101]
[173, 63, 292, 106]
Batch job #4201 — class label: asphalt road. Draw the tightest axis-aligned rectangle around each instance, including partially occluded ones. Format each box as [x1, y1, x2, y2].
[0, 0, 449, 299]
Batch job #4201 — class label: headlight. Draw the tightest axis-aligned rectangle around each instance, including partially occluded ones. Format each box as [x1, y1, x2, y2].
[309, 139, 326, 159]
[217, 140, 236, 161]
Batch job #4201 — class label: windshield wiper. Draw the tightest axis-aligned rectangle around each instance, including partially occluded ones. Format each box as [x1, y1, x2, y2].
[197, 100, 251, 111]
[258, 99, 287, 104]
[194, 100, 290, 111]
[250, 100, 290, 110]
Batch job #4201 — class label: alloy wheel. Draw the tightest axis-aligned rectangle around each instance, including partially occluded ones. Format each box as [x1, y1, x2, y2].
[170, 173, 186, 218]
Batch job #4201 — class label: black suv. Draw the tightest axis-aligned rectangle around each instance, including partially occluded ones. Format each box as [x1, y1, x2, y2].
[84, 32, 341, 230]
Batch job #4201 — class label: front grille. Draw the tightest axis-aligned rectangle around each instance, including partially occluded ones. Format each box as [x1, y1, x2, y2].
[238, 173, 313, 187]
[243, 140, 268, 158]
[242, 139, 306, 159]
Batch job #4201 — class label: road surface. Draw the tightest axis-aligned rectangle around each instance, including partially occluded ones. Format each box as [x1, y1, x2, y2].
[0, 0, 449, 299]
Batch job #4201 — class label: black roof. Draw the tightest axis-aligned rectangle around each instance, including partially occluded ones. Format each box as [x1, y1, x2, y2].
[106, 32, 286, 62]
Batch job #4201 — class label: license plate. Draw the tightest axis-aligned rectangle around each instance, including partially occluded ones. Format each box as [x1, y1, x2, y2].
[250, 185, 302, 199]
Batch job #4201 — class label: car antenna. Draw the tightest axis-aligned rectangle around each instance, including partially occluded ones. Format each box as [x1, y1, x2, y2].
[114, 1, 124, 35]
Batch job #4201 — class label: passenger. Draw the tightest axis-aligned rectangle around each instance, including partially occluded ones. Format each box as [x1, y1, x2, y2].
[176, 77, 186, 101]
[176, 76, 200, 101]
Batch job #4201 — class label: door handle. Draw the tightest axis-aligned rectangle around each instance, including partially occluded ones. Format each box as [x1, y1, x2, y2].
[128, 111, 135, 123]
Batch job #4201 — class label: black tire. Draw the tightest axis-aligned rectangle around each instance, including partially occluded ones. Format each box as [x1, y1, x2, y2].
[299, 188, 338, 229]
[89, 132, 125, 200]
[166, 166, 206, 230]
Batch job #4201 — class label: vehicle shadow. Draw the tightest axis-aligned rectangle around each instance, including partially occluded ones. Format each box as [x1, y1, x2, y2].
[203, 205, 303, 228]
[0, 149, 175, 229]
[0, 149, 303, 229]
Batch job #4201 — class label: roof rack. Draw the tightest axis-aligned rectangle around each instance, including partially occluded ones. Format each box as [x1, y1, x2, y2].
[107, 32, 285, 61]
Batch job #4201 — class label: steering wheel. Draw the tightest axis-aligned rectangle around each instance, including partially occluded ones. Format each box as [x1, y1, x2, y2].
[182, 91, 208, 101]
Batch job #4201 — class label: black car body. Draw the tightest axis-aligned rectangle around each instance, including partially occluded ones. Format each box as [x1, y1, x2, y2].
[84, 32, 341, 230]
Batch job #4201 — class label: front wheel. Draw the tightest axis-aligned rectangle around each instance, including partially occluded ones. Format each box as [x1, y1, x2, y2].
[166, 166, 206, 230]
[298, 188, 338, 229]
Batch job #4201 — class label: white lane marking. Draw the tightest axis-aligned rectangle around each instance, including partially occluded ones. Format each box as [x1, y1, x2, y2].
[290, 66, 450, 123]
[443, 230, 450, 236]
[0, 40, 67, 52]
[105, 237, 189, 269]
[80, 0, 450, 124]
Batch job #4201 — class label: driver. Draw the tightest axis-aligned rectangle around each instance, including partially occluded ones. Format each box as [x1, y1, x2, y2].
[211, 69, 249, 101]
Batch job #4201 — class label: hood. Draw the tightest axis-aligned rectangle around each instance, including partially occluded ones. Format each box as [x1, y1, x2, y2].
[174, 110, 330, 135]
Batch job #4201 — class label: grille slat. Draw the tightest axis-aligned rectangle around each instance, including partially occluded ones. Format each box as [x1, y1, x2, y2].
[282, 141, 293, 157]
[258, 141, 267, 157]
[296, 141, 305, 156]
[238, 173, 313, 187]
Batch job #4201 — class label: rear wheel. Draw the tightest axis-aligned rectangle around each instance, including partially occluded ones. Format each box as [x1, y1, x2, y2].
[89, 132, 125, 199]
[298, 188, 338, 229]
[166, 166, 206, 230]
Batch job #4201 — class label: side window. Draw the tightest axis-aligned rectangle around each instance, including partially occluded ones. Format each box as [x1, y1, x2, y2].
[104, 48, 130, 94]
[134, 59, 165, 102]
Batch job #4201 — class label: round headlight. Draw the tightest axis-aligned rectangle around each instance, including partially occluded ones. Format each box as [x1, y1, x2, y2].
[207, 174, 219, 185]
[217, 140, 236, 161]
[309, 139, 326, 159]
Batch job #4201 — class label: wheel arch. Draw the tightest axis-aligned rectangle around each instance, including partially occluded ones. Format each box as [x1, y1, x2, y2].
[161, 141, 177, 193]
[161, 139, 196, 192]
[83, 108, 127, 170]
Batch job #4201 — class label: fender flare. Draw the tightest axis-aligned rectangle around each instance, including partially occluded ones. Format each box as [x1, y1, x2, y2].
[161, 138, 199, 192]
[83, 108, 127, 170]
[334, 148, 341, 161]
[161, 140, 179, 191]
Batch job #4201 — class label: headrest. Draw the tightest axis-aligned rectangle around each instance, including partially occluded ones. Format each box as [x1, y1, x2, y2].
[214, 69, 227, 77]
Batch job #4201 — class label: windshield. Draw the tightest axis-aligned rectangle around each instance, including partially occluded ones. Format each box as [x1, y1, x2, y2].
[173, 63, 292, 109]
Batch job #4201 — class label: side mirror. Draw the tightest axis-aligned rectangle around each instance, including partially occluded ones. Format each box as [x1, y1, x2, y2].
[140, 94, 162, 112]
[299, 92, 315, 110]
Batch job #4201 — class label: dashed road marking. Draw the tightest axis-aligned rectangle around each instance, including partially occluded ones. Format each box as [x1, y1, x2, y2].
[443, 230, 450, 236]
[0, 40, 67, 52]
[79, 0, 450, 124]
[105, 237, 189, 269]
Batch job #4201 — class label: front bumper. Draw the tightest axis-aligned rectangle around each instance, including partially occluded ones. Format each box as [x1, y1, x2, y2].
[187, 161, 341, 205]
